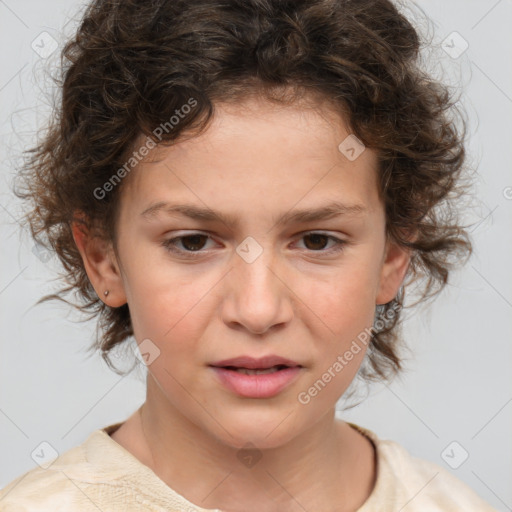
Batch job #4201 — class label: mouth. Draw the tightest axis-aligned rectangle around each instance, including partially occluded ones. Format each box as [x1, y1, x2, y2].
[209, 358, 303, 398]
[209, 354, 302, 371]
[219, 364, 293, 375]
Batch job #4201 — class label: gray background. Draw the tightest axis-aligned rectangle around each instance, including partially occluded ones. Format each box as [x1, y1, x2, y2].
[1, 0, 511, 510]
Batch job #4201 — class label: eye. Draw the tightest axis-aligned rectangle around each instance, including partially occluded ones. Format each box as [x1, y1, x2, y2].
[162, 231, 346, 259]
[161, 232, 214, 258]
[295, 232, 346, 254]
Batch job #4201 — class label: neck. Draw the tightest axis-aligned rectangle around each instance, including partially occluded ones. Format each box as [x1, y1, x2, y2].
[132, 373, 376, 512]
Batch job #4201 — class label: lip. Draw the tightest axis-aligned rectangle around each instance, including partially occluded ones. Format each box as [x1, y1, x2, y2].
[209, 355, 303, 399]
[209, 355, 301, 370]
[210, 366, 302, 398]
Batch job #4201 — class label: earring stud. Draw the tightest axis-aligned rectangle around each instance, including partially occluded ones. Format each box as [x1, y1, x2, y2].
[104, 290, 109, 297]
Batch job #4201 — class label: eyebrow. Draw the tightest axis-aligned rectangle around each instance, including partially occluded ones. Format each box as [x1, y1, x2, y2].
[140, 200, 367, 228]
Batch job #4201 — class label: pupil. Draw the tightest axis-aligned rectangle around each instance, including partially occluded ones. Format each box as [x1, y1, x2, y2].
[183, 235, 206, 251]
[305, 234, 327, 250]
[181, 234, 328, 252]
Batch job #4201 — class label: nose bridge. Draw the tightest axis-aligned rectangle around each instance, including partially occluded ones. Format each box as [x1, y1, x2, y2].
[235, 234, 280, 299]
[238, 238, 275, 287]
[225, 235, 291, 333]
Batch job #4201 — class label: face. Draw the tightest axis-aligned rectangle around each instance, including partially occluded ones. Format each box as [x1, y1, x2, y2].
[83, 96, 409, 449]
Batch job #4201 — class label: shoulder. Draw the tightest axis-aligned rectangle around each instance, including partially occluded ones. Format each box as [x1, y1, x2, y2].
[0, 424, 220, 512]
[347, 423, 498, 512]
[0, 439, 93, 512]
[0, 426, 136, 512]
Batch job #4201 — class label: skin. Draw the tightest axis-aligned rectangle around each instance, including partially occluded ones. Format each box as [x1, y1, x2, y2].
[72, 94, 410, 512]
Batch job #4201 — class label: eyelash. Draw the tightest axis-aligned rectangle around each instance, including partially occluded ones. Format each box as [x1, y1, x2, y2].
[161, 231, 347, 259]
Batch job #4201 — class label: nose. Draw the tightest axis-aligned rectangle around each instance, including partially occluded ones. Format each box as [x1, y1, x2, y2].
[221, 241, 294, 335]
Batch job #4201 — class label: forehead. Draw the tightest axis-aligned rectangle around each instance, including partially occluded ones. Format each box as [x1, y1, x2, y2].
[120, 96, 381, 222]
[165, 95, 361, 167]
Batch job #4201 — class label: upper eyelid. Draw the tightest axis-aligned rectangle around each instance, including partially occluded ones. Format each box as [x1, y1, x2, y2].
[167, 229, 342, 240]
[166, 230, 345, 248]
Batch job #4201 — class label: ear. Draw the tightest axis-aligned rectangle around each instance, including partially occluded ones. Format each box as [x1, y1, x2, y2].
[71, 213, 127, 307]
[376, 238, 411, 305]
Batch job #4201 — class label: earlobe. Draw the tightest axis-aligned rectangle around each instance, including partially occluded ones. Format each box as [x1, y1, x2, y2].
[376, 240, 411, 305]
[71, 215, 127, 307]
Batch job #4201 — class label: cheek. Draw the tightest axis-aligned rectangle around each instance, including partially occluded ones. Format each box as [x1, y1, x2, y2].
[119, 239, 197, 332]
[126, 265, 217, 361]
[296, 272, 377, 406]
[298, 261, 379, 338]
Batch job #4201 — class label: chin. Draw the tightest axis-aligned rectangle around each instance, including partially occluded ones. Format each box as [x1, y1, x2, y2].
[207, 408, 305, 451]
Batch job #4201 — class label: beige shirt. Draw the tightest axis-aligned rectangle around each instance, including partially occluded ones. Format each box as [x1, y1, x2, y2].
[0, 421, 497, 511]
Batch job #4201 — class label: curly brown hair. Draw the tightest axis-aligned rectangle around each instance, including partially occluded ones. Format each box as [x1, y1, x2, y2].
[14, 0, 471, 384]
